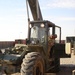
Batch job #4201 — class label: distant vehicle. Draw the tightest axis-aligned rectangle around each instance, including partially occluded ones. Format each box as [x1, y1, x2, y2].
[15, 39, 26, 44]
[66, 36, 75, 48]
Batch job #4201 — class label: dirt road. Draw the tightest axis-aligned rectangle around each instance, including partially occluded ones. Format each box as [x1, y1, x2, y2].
[1, 51, 75, 75]
[11, 73, 56, 75]
[12, 52, 75, 75]
[12, 66, 75, 75]
[11, 65, 75, 75]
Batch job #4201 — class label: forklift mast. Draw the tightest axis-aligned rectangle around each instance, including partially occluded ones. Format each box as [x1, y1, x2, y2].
[27, 0, 43, 21]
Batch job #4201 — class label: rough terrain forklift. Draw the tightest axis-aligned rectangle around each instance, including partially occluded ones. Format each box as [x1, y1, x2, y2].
[0, 0, 71, 75]
[21, 20, 62, 75]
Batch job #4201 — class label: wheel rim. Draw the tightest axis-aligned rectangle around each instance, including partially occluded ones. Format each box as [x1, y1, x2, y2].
[35, 61, 43, 75]
[36, 67, 41, 75]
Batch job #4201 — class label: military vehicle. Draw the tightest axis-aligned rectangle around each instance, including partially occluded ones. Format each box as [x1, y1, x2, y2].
[66, 36, 75, 48]
[0, 0, 71, 75]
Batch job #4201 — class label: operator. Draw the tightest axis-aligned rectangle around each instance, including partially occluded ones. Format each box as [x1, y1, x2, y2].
[48, 34, 57, 59]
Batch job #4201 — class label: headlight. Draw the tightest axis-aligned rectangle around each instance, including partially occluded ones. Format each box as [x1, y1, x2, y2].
[31, 40, 35, 44]
[29, 24, 32, 28]
[41, 23, 44, 27]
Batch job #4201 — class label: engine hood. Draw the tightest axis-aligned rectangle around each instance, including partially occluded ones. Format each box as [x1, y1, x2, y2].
[0, 54, 21, 64]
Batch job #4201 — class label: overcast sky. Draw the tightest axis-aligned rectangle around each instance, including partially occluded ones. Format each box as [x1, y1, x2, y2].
[0, 0, 75, 41]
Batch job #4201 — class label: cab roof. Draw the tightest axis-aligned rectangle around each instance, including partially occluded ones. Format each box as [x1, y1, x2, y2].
[30, 20, 61, 28]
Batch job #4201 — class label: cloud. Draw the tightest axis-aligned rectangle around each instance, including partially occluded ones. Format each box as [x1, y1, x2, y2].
[46, 0, 75, 9]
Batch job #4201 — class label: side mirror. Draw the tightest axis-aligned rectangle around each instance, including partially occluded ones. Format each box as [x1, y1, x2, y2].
[65, 43, 71, 55]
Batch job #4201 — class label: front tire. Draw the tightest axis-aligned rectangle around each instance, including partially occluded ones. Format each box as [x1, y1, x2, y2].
[21, 52, 44, 75]
[53, 58, 60, 72]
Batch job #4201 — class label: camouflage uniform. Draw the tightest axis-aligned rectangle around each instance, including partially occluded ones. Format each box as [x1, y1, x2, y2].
[48, 36, 55, 58]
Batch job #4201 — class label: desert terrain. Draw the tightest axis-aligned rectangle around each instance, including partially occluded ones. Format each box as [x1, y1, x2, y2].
[1, 51, 75, 75]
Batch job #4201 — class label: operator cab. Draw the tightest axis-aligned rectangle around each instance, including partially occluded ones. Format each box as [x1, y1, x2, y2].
[28, 20, 61, 46]
[29, 21, 46, 45]
[27, 20, 71, 58]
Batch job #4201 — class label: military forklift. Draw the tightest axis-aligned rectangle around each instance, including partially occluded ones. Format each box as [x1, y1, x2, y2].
[21, 0, 71, 75]
[0, 0, 71, 75]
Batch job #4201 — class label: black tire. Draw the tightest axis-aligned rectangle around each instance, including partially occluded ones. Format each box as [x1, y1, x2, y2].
[21, 52, 45, 75]
[49, 58, 60, 73]
[49, 45, 60, 73]
[53, 58, 60, 72]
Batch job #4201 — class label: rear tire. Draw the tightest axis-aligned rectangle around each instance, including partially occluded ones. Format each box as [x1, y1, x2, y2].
[50, 45, 60, 73]
[53, 58, 60, 72]
[21, 52, 44, 75]
[49, 58, 60, 73]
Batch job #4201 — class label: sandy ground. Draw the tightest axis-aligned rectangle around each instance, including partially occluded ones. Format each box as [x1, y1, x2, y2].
[11, 73, 56, 75]
[1, 51, 75, 75]
[12, 51, 75, 75]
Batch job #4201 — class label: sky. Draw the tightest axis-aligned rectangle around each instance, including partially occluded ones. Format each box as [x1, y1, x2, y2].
[0, 0, 75, 41]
